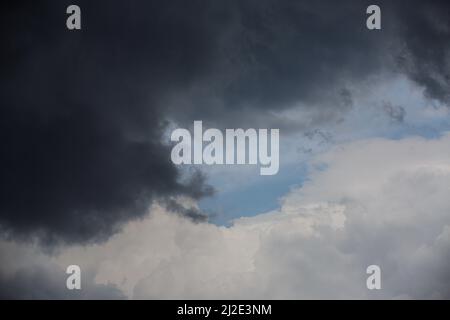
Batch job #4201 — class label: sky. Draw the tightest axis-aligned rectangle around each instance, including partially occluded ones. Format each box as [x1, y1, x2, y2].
[1, 0, 450, 299]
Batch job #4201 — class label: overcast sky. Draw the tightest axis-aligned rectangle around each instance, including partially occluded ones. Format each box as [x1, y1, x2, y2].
[1, 0, 450, 299]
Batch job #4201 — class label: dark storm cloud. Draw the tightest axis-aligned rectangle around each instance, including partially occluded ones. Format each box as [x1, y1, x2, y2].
[164, 0, 389, 127]
[0, 0, 218, 244]
[393, 0, 450, 104]
[162, 0, 450, 129]
[1, 0, 450, 245]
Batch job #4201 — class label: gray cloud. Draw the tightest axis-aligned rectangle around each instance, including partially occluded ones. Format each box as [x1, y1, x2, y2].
[383, 101, 406, 123]
[0, 265, 125, 299]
